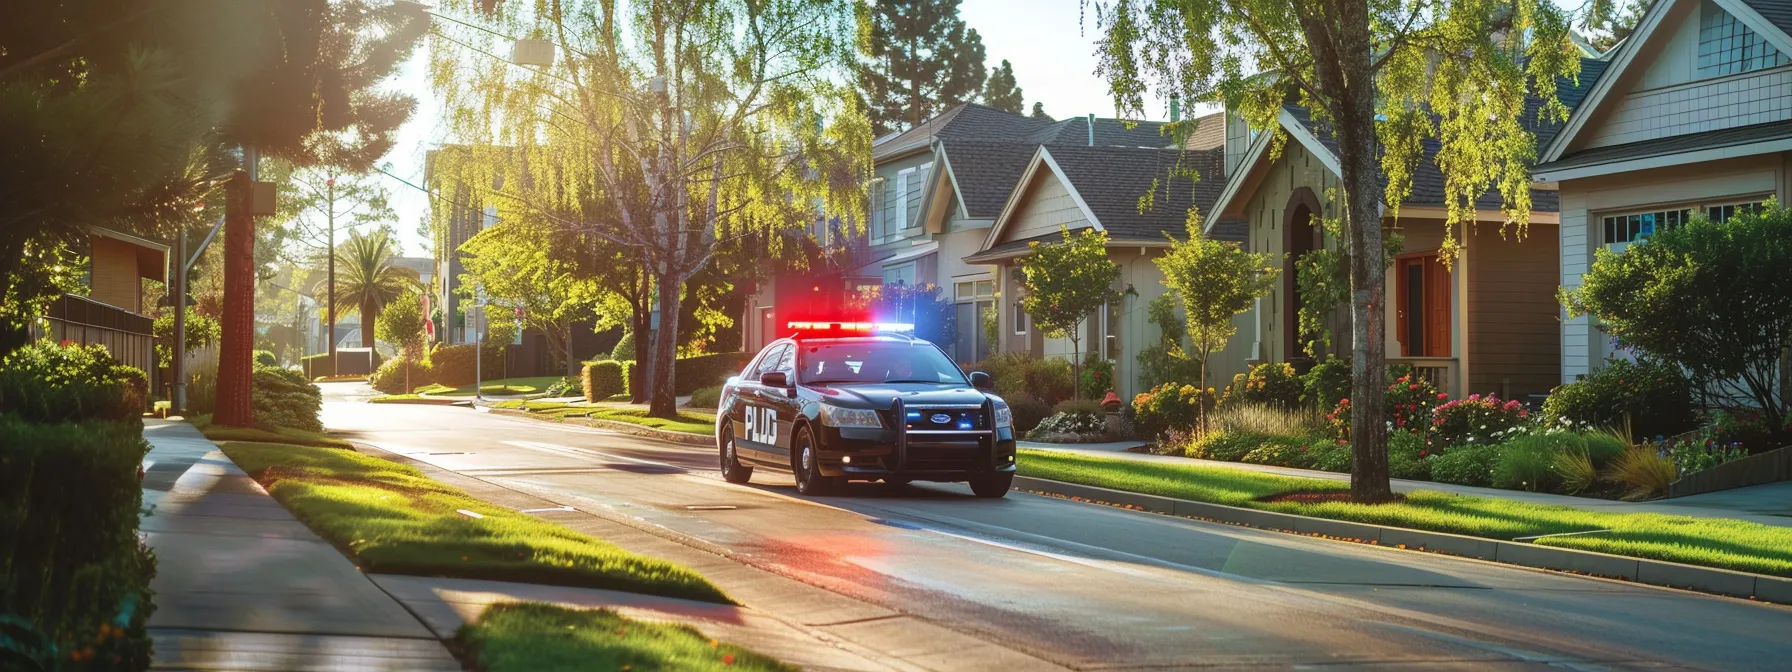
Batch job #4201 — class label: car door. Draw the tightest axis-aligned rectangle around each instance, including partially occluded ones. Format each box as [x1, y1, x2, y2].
[755, 343, 801, 464]
[735, 344, 787, 461]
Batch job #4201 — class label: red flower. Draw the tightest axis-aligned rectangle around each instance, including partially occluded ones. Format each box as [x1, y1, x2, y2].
[1419, 450, 1429, 457]
[1436, 392, 1448, 400]
[1408, 384, 1419, 391]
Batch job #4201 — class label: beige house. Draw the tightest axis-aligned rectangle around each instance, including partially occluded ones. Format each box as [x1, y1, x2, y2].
[1534, 0, 1792, 384]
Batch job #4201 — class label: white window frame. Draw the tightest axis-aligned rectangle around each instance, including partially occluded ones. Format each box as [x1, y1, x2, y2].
[893, 168, 913, 242]
[1597, 195, 1770, 251]
[1012, 299, 1029, 335]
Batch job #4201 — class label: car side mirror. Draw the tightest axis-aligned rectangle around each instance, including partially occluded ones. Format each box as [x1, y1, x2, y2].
[759, 371, 789, 388]
[968, 371, 994, 390]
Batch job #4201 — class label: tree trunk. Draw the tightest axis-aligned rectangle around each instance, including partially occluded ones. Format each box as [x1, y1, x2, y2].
[563, 318, 580, 380]
[215, 171, 256, 427]
[648, 272, 682, 417]
[1335, 89, 1392, 502]
[362, 300, 377, 349]
[631, 289, 652, 404]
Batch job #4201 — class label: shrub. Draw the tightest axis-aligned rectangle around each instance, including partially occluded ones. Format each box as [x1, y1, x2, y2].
[370, 356, 432, 394]
[1187, 431, 1273, 462]
[1131, 382, 1207, 438]
[0, 341, 146, 423]
[541, 377, 579, 398]
[1327, 370, 1441, 440]
[626, 352, 754, 397]
[1606, 446, 1676, 500]
[252, 365, 323, 433]
[1301, 356, 1352, 409]
[1027, 411, 1107, 439]
[1584, 430, 1630, 468]
[1554, 446, 1597, 495]
[1430, 394, 1529, 448]
[1661, 432, 1750, 475]
[154, 310, 221, 367]
[429, 343, 505, 387]
[1387, 431, 1431, 480]
[1492, 433, 1577, 492]
[1306, 441, 1354, 473]
[1541, 358, 1696, 440]
[1430, 443, 1501, 487]
[688, 385, 723, 408]
[1079, 355, 1115, 399]
[979, 352, 1076, 406]
[1239, 435, 1341, 470]
[1211, 402, 1323, 438]
[1004, 394, 1052, 433]
[1052, 398, 1103, 416]
[610, 331, 636, 362]
[1220, 362, 1303, 410]
[253, 349, 277, 367]
[583, 360, 628, 402]
[0, 415, 156, 669]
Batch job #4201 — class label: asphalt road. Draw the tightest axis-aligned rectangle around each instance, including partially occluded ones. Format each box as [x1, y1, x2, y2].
[323, 389, 1792, 670]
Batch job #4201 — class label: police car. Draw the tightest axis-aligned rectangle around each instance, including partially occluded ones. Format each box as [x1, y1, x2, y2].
[715, 321, 1017, 497]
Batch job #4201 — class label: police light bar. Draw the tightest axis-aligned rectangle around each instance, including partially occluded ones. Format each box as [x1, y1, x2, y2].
[786, 320, 915, 333]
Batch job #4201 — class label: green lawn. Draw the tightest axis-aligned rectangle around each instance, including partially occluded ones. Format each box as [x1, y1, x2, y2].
[190, 414, 355, 450]
[456, 602, 791, 672]
[1018, 449, 1792, 577]
[491, 400, 714, 434]
[416, 376, 570, 396]
[221, 442, 732, 603]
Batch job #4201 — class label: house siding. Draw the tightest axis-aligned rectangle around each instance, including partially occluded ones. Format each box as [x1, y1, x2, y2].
[89, 237, 145, 314]
[1467, 223, 1561, 399]
[1241, 140, 1341, 362]
[1005, 166, 1091, 242]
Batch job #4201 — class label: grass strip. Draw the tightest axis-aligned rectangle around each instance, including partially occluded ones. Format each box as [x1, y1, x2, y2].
[418, 376, 570, 396]
[586, 408, 713, 434]
[191, 414, 355, 449]
[221, 442, 733, 603]
[456, 602, 791, 672]
[1017, 449, 1792, 577]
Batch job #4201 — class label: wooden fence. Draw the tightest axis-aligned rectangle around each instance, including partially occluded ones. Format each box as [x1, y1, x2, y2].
[1668, 444, 1792, 498]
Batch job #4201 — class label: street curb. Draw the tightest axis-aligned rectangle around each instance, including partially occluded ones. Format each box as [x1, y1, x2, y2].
[1011, 475, 1790, 605]
[483, 407, 712, 447]
[368, 397, 459, 405]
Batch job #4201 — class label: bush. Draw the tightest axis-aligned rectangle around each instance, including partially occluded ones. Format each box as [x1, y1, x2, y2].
[1004, 394, 1052, 433]
[1542, 358, 1697, 440]
[1187, 431, 1273, 462]
[429, 343, 505, 387]
[1027, 411, 1107, 439]
[1131, 382, 1208, 439]
[1239, 435, 1339, 470]
[1327, 370, 1442, 440]
[1430, 394, 1529, 448]
[978, 352, 1075, 406]
[583, 360, 628, 402]
[1492, 433, 1578, 492]
[1301, 356, 1352, 409]
[1554, 445, 1597, 495]
[1079, 355, 1114, 399]
[370, 356, 432, 394]
[0, 341, 146, 423]
[1584, 430, 1630, 468]
[1211, 402, 1323, 438]
[1387, 431, 1431, 480]
[253, 349, 277, 367]
[1220, 362, 1303, 410]
[0, 414, 156, 669]
[154, 310, 221, 367]
[1430, 443, 1501, 487]
[541, 377, 578, 398]
[1052, 398, 1103, 416]
[610, 331, 636, 362]
[252, 365, 323, 433]
[688, 385, 723, 408]
[626, 352, 754, 398]
[1606, 445, 1677, 500]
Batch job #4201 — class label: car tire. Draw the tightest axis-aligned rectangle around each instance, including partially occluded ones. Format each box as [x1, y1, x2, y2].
[719, 424, 752, 484]
[792, 425, 836, 496]
[969, 472, 1013, 499]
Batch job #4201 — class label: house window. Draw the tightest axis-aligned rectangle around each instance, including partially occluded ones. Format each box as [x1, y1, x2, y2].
[1602, 209, 1690, 246]
[1698, 2, 1789, 77]
[1012, 300, 1029, 335]
[868, 178, 886, 242]
[883, 262, 915, 286]
[1706, 200, 1765, 223]
[954, 280, 994, 301]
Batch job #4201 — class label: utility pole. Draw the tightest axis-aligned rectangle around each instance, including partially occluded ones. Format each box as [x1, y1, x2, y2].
[327, 172, 338, 376]
[171, 229, 187, 415]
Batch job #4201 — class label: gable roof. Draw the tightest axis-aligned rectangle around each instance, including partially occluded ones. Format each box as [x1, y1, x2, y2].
[872, 103, 1055, 161]
[935, 140, 1042, 220]
[1535, 116, 1792, 179]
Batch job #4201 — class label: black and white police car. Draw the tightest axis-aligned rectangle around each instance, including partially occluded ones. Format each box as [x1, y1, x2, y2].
[715, 320, 1017, 497]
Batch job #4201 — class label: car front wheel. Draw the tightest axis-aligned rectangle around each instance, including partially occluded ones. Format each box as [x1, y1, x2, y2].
[719, 425, 752, 484]
[969, 472, 1013, 498]
[792, 426, 837, 496]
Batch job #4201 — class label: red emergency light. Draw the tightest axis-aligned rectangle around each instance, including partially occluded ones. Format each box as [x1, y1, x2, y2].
[786, 320, 914, 333]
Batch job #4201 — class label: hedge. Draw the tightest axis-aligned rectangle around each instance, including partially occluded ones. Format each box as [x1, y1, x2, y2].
[370, 356, 433, 394]
[626, 352, 752, 398]
[252, 365, 323, 433]
[429, 343, 506, 387]
[582, 360, 629, 402]
[0, 415, 157, 670]
[0, 341, 147, 423]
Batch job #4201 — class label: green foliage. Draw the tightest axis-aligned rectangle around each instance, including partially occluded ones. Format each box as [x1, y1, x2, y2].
[251, 365, 323, 433]
[1606, 445, 1678, 500]
[1430, 443, 1502, 487]
[1564, 205, 1792, 440]
[334, 229, 417, 348]
[611, 332, 637, 363]
[857, 0, 990, 137]
[1016, 227, 1124, 397]
[1584, 430, 1630, 468]
[1387, 431, 1431, 480]
[981, 59, 1025, 114]
[1027, 411, 1108, 440]
[979, 352, 1075, 406]
[1212, 402, 1324, 438]
[1291, 217, 1404, 356]
[456, 602, 793, 672]
[1492, 433, 1579, 492]
[154, 310, 221, 367]
[1079, 354, 1114, 399]
[584, 361, 628, 403]
[458, 219, 601, 375]
[1328, 369, 1442, 439]
[0, 341, 146, 423]
[687, 385, 724, 409]
[1135, 291, 1201, 389]
[370, 355, 433, 395]
[1220, 362, 1304, 411]
[430, 343, 506, 387]
[1430, 394, 1530, 448]
[376, 292, 430, 359]
[1002, 394, 1052, 433]
[1554, 445, 1597, 495]
[1154, 225, 1278, 389]
[1301, 356, 1353, 409]
[1541, 358, 1697, 440]
[1131, 383, 1208, 439]
[253, 350, 278, 367]
[625, 353, 754, 398]
[0, 414, 156, 670]
[1187, 431, 1274, 462]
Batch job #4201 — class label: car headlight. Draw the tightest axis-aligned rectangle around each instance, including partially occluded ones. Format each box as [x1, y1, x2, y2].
[992, 400, 1013, 429]
[818, 403, 882, 429]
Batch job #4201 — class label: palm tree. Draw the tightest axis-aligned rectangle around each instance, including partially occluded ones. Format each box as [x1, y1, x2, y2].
[333, 229, 416, 349]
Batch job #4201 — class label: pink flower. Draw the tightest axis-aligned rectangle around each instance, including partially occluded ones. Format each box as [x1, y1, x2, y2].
[1437, 393, 1448, 400]
[1468, 393, 1480, 401]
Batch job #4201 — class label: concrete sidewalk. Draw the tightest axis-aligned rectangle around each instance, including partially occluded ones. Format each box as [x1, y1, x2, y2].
[1026, 442, 1792, 528]
[140, 420, 460, 671]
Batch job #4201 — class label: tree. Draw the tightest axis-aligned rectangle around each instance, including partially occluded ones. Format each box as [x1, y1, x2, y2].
[1031, 102, 1052, 120]
[154, 311, 222, 368]
[457, 219, 602, 379]
[982, 59, 1025, 113]
[1563, 205, 1792, 446]
[376, 290, 428, 392]
[1016, 227, 1124, 400]
[850, 283, 957, 349]
[1155, 220, 1279, 423]
[333, 229, 416, 350]
[1591, 0, 1649, 53]
[429, 0, 869, 418]
[272, 162, 396, 366]
[858, 0, 989, 136]
[1093, 0, 1590, 501]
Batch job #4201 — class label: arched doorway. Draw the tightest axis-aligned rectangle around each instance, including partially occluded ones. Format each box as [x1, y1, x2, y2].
[1283, 188, 1322, 362]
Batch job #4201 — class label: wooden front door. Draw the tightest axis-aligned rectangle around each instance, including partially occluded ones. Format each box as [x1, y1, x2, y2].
[1395, 254, 1451, 357]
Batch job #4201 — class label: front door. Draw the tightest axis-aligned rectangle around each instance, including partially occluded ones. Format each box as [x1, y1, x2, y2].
[1395, 254, 1451, 357]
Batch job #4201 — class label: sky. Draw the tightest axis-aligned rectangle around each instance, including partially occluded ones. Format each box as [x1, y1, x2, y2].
[377, 0, 1589, 259]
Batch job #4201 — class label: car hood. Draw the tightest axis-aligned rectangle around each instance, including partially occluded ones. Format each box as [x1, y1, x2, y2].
[809, 383, 990, 410]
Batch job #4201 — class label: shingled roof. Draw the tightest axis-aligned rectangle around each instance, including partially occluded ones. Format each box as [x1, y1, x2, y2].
[936, 141, 1042, 219]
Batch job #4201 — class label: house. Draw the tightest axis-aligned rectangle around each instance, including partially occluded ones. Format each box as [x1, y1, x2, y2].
[32, 227, 168, 378]
[1192, 56, 1610, 403]
[1534, 0, 1792, 384]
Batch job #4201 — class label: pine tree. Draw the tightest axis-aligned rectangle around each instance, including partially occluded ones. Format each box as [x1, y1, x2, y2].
[1031, 102, 1053, 120]
[1590, 0, 1648, 53]
[981, 59, 1025, 113]
[858, 0, 988, 136]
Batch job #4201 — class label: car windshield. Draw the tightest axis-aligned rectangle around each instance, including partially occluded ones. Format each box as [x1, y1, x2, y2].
[797, 340, 968, 386]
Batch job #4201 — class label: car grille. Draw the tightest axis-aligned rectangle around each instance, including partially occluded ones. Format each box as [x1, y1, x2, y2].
[898, 405, 988, 432]
[887, 404, 990, 472]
